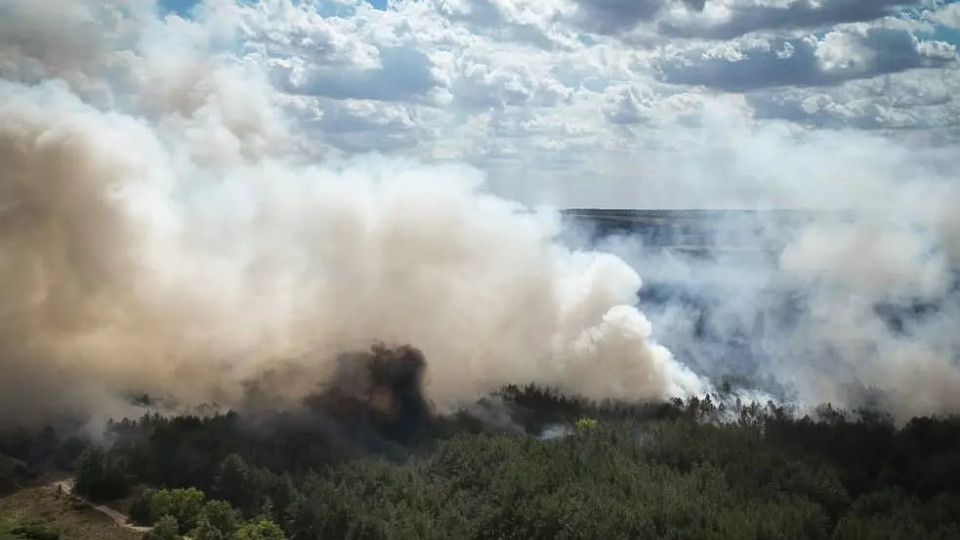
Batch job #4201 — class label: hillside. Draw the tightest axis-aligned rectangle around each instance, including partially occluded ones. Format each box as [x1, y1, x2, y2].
[0, 484, 141, 540]
[560, 208, 825, 251]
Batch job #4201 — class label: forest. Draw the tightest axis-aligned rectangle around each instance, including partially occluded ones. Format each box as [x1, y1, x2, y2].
[3, 346, 960, 540]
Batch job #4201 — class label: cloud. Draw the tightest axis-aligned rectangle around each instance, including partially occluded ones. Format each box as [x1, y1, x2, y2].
[925, 3, 960, 29]
[603, 85, 654, 124]
[571, 0, 672, 34]
[269, 44, 440, 101]
[426, 0, 580, 50]
[447, 51, 575, 109]
[311, 99, 428, 152]
[748, 69, 960, 129]
[656, 23, 956, 91]
[660, 0, 919, 40]
[180, 0, 959, 206]
[567, 0, 707, 35]
[238, 1, 442, 102]
[565, 0, 920, 39]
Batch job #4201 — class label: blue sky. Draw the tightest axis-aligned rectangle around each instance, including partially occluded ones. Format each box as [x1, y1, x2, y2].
[158, 0, 200, 16]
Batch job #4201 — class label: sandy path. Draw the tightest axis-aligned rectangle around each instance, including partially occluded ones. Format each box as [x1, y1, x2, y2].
[53, 479, 153, 534]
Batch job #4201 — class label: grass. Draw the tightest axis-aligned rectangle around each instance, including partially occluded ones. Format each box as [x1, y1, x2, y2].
[0, 485, 141, 540]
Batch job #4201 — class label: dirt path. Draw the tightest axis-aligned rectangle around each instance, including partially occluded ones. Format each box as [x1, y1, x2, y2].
[53, 479, 152, 533]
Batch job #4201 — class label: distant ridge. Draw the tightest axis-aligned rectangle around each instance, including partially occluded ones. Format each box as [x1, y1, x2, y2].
[558, 208, 840, 254]
[561, 208, 853, 220]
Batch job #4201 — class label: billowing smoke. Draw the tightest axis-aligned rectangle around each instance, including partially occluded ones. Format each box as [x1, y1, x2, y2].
[0, 0, 703, 428]
[232, 344, 435, 455]
[572, 123, 960, 423]
[4, 0, 956, 431]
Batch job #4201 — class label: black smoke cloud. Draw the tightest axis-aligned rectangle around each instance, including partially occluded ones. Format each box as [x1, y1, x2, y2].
[304, 344, 432, 447]
[230, 344, 434, 458]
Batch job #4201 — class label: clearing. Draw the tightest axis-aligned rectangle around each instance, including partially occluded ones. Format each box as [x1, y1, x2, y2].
[0, 483, 142, 540]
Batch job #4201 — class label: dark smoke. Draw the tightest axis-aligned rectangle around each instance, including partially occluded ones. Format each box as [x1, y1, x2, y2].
[227, 344, 436, 461]
[229, 345, 627, 459]
[306, 344, 432, 447]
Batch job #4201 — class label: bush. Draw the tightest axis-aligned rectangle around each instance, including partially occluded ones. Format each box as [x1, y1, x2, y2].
[10, 520, 60, 540]
[191, 500, 240, 540]
[129, 489, 155, 525]
[130, 487, 206, 533]
[236, 518, 286, 540]
[575, 417, 598, 431]
[145, 515, 180, 540]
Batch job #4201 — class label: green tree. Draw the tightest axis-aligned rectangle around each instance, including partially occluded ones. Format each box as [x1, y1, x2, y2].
[237, 518, 286, 540]
[72, 447, 105, 498]
[215, 454, 261, 516]
[192, 500, 240, 540]
[145, 515, 180, 540]
[192, 519, 227, 540]
[72, 446, 129, 501]
[129, 489, 155, 525]
[148, 488, 206, 533]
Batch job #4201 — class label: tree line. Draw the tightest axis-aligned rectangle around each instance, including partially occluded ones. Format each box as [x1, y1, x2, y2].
[6, 385, 960, 539]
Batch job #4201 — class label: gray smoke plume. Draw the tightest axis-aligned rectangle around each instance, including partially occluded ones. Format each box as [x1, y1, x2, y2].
[572, 119, 960, 423]
[0, 0, 703, 428]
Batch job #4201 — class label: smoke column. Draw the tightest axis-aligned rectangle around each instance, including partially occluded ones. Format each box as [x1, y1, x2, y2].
[0, 0, 703, 427]
[581, 117, 960, 423]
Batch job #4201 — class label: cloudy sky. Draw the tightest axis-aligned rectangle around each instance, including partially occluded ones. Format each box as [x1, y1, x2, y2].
[26, 0, 960, 208]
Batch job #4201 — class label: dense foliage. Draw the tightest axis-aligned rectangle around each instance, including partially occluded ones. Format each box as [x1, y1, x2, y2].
[4, 386, 960, 539]
[126, 487, 282, 540]
[73, 446, 130, 502]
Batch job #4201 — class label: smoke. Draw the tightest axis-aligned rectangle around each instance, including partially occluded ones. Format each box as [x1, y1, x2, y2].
[573, 121, 960, 422]
[0, 0, 703, 428]
[3, 0, 956, 430]
[230, 344, 435, 456]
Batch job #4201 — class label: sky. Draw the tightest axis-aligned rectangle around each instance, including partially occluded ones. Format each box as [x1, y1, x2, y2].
[107, 1, 960, 207]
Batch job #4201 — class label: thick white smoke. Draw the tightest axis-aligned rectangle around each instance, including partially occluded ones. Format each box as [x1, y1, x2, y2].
[0, 0, 703, 427]
[588, 117, 960, 423]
